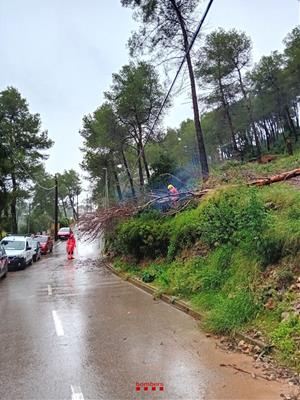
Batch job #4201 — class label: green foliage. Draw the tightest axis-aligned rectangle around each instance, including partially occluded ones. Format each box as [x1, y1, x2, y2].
[204, 291, 259, 334]
[271, 317, 300, 366]
[113, 215, 169, 260]
[0, 87, 53, 233]
[197, 246, 233, 291]
[113, 259, 140, 276]
[199, 187, 266, 247]
[110, 180, 300, 366]
[167, 208, 200, 260]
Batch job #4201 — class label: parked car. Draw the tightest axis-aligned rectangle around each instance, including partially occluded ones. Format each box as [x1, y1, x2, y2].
[35, 235, 53, 255]
[1, 235, 34, 270]
[0, 244, 8, 278]
[58, 227, 71, 240]
[32, 238, 41, 262]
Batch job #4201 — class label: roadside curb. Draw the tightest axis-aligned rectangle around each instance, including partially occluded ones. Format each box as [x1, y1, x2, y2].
[104, 261, 269, 350]
[104, 261, 202, 320]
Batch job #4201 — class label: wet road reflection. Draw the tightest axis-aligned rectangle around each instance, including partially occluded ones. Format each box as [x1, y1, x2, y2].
[0, 239, 290, 400]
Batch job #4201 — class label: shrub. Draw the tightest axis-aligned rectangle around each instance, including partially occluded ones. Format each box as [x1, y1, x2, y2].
[167, 208, 200, 260]
[198, 187, 266, 248]
[112, 216, 169, 260]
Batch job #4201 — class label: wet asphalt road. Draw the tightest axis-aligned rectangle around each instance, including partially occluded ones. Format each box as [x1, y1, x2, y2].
[0, 240, 291, 400]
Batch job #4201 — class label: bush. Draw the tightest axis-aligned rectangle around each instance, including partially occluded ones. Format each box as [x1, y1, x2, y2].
[167, 208, 200, 260]
[199, 187, 266, 248]
[112, 215, 169, 260]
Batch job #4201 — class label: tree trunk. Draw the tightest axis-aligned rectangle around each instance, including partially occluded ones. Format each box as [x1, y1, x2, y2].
[112, 166, 123, 201]
[263, 120, 271, 151]
[285, 106, 298, 142]
[140, 142, 150, 182]
[236, 68, 261, 157]
[267, 118, 276, 143]
[170, 0, 209, 181]
[121, 149, 135, 197]
[61, 200, 68, 218]
[137, 144, 144, 188]
[68, 195, 78, 221]
[218, 77, 238, 154]
[10, 173, 18, 233]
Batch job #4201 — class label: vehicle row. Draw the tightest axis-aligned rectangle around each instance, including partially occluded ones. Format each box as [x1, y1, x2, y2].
[0, 234, 54, 274]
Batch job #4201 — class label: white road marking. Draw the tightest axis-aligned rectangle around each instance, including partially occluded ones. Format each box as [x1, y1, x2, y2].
[48, 285, 52, 295]
[71, 385, 84, 400]
[52, 310, 64, 336]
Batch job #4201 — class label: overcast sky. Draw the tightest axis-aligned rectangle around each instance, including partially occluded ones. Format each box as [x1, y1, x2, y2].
[0, 0, 298, 176]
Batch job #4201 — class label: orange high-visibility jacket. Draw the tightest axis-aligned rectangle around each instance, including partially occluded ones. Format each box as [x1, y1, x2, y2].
[67, 235, 76, 252]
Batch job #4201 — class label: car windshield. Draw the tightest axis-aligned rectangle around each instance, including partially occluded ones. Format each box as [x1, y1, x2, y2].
[2, 240, 25, 250]
[59, 228, 69, 232]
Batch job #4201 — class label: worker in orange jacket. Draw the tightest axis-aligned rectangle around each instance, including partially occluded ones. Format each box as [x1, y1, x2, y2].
[66, 232, 76, 260]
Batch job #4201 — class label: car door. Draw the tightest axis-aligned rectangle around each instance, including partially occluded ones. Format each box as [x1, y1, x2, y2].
[28, 239, 34, 261]
[0, 245, 4, 276]
[25, 239, 31, 263]
[0, 244, 7, 276]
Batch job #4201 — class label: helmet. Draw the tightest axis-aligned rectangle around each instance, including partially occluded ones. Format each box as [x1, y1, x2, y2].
[168, 184, 174, 190]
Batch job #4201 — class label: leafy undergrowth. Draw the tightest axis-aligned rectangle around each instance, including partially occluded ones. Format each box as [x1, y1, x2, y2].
[108, 171, 300, 371]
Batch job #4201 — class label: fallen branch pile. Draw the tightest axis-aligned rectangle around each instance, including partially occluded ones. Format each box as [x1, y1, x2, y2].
[79, 203, 137, 241]
[79, 168, 300, 239]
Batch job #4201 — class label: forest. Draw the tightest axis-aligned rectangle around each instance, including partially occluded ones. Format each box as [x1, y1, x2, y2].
[80, 19, 300, 203]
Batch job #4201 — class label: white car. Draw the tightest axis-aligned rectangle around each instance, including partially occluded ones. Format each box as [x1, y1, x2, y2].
[1, 235, 34, 270]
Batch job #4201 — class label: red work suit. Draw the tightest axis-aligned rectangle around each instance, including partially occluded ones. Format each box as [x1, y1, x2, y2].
[169, 186, 179, 201]
[66, 234, 76, 259]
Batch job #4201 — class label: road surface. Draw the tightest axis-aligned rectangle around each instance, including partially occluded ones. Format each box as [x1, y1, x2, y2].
[0, 240, 291, 399]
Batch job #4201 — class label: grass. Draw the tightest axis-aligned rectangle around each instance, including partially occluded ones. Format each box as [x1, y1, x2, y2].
[206, 148, 300, 187]
[109, 152, 300, 371]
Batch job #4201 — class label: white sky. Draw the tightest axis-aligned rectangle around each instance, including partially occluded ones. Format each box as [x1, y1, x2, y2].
[0, 0, 298, 177]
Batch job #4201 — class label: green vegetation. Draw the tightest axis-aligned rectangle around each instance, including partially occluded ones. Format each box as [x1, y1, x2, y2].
[207, 148, 300, 187]
[108, 180, 300, 370]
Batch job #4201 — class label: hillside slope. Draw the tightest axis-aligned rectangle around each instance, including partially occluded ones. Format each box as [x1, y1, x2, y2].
[107, 153, 300, 371]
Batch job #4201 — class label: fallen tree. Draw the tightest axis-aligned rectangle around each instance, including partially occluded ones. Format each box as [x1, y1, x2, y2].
[249, 168, 300, 186]
[79, 168, 300, 239]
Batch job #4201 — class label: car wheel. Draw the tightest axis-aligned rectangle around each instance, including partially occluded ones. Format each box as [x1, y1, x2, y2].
[29, 258, 33, 266]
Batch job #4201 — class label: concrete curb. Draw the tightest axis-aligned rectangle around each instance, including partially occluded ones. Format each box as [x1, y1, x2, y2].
[104, 261, 202, 319]
[104, 261, 269, 350]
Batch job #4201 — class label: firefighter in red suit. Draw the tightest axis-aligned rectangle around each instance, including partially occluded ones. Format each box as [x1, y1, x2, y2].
[66, 232, 76, 260]
[167, 184, 179, 201]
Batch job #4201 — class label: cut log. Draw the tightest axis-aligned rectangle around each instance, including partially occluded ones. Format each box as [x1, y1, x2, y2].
[249, 168, 300, 186]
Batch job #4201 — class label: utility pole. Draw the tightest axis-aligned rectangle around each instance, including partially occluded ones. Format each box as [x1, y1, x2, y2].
[27, 202, 31, 234]
[54, 174, 58, 241]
